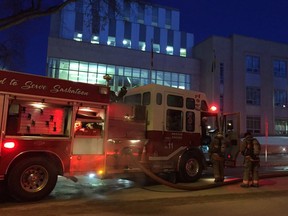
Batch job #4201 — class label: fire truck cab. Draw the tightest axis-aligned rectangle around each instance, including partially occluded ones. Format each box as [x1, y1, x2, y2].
[122, 84, 224, 182]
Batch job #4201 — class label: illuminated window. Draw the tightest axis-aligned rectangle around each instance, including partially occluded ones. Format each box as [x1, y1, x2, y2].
[79, 72, 88, 83]
[107, 36, 116, 46]
[87, 73, 97, 84]
[180, 48, 186, 57]
[69, 61, 79, 70]
[98, 64, 106, 74]
[47, 58, 192, 91]
[139, 41, 146, 51]
[123, 39, 131, 48]
[153, 44, 160, 53]
[73, 32, 82, 41]
[88, 63, 97, 72]
[166, 46, 173, 55]
[275, 119, 288, 135]
[91, 35, 99, 44]
[79, 62, 88, 72]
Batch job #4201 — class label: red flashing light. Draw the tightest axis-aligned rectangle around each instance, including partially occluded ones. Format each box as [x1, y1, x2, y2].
[210, 105, 218, 112]
[4, 141, 15, 149]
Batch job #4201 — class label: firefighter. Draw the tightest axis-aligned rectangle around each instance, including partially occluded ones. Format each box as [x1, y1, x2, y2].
[240, 132, 261, 188]
[117, 86, 127, 102]
[209, 132, 226, 183]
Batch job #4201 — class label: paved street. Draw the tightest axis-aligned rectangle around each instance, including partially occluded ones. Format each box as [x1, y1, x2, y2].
[1, 153, 288, 216]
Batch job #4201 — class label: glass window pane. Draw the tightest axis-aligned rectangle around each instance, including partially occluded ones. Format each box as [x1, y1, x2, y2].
[133, 68, 140, 77]
[59, 70, 68, 80]
[186, 98, 195, 109]
[79, 62, 88, 71]
[68, 71, 78, 81]
[124, 67, 132, 76]
[60, 60, 69, 70]
[166, 109, 183, 131]
[164, 72, 171, 81]
[156, 93, 162, 105]
[124, 94, 142, 105]
[167, 95, 183, 107]
[143, 92, 150, 105]
[107, 65, 115, 75]
[88, 73, 97, 84]
[141, 69, 149, 78]
[79, 72, 87, 83]
[118, 67, 124, 76]
[186, 111, 195, 132]
[70, 61, 79, 70]
[98, 64, 106, 74]
[89, 63, 97, 72]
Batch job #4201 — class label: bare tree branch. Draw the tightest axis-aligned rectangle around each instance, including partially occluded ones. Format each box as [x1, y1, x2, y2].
[0, 0, 78, 31]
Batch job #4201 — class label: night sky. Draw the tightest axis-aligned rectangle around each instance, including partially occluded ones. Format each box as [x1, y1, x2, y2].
[1, 0, 288, 75]
[149, 0, 288, 44]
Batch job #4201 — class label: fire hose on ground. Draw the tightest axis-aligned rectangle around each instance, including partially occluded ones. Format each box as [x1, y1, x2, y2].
[127, 148, 288, 191]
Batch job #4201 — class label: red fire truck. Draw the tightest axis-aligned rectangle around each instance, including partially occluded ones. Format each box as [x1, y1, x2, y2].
[0, 70, 240, 202]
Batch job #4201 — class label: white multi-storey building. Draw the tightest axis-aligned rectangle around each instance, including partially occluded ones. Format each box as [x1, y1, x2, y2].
[47, 0, 197, 92]
[193, 34, 288, 136]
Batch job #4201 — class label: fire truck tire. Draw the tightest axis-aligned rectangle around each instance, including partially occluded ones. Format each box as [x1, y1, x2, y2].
[178, 151, 203, 182]
[7, 157, 58, 202]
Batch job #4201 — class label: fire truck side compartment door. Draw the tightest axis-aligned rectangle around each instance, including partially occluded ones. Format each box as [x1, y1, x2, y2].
[0, 95, 4, 149]
[0, 95, 9, 150]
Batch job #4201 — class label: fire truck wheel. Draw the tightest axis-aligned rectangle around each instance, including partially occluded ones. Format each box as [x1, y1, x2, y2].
[178, 152, 203, 182]
[7, 157, 58, 202]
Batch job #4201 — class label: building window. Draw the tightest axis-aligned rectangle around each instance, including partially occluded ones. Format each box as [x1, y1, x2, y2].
[153, 44, 160, 53]
[246, 116, 261, 134]
[166, 46, 173, 55]
[123, 39, 131, 48]
[91, 35, 99, 44]
[73, 32, 82, 42]
[139, 41, 146, 51]
[123, 0, 131, 21]
[107, 36, 116, 46]
[180, 48, 186, 57]
[275, 119, 288, 135]
[152, 7, 158, 26]
[273, 60, 287, 78]
[274, 89, 287, 107]
[165, 9, 172, 29]
[47, 58, 191, 92]
[246, 86, 261, 105]
[246, 55, 260, 74]
[137, 3, 145, 23]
